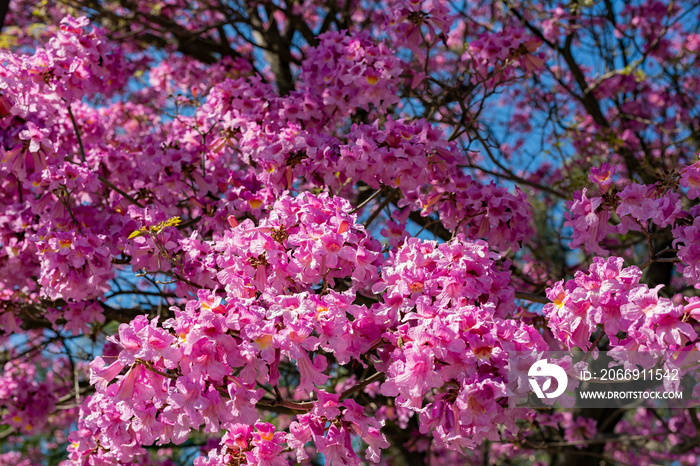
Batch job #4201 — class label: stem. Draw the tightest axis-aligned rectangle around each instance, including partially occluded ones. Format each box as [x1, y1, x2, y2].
[67, 104, 145, 209]
[365, 191, 396, 228]
[515, 291, 550, 304]
[67, 105, 87, 163]
[97, 174, 146, 209]
[340, 371, 385, 400]
[350, 187, 385, 214]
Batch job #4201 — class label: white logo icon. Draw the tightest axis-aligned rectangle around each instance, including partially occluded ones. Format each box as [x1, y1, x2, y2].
[528, 359, 568, 399]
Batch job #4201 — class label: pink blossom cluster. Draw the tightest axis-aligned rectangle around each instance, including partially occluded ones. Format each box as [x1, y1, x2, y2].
[385, 0, 454, 52]
[71, 199, 545, 462]
[566, 160, 700, 288]
[0, 15, 129, 121]
[214, 191, 384, 294]
[0, 16, 133, 309]
[70, 193, 385, 463]
[566, 181, 684, 256]
[298, 30, 402, 117]
[46, 301, 105, 336]
[0, 354, 72, 436]
[31, 222, 115, 301]
[672, 158, 700, 287]
[123, 208, 192, 278]
[0, 451, 43, 466]
[336, 119, 532, 251]
[544, 256, 697, 352]
[26, 197, 133, 303]
[465, 28, 545, 81]
[673, 205, 700, 289]
[0, 283, 37, 337]
[376, 237, 547, 450]
[621, 1, 679, 49]
[680, 158, 700, 200]
[286, 392, 390, 464]
[148, 55, 254, 99]
[193, 423, 286, 466]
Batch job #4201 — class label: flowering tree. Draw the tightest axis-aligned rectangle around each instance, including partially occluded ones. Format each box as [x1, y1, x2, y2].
[0, 0, 699, 465]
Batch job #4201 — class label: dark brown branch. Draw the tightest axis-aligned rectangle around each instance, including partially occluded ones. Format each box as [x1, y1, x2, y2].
[515, 291, 550, 304]
[340, 371, 385, 400]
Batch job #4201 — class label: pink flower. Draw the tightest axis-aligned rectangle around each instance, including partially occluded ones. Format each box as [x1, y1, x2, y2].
[113, 364, 143, 403]
[89, 357, 125, 391]
[589, 163, 615, 191]
[19, 122, 49, 153]
[680, 159, 700, 199]
[616, 183, 658, 222]
[296, 353, 328, 394]
[673, 214, 700, 288]
[565, 189, 613, 255]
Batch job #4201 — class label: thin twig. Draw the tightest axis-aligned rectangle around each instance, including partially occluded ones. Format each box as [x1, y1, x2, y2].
[515, 291, 550, 304]
[97, 174, 145, 209]
[365, 191, 396, 228]
[67, 104, 145, 209]
[350, 187, 385, 214]
[340, 371, 385, 401]
[67, 105, 87, 163]
[639, 246, 679, 270]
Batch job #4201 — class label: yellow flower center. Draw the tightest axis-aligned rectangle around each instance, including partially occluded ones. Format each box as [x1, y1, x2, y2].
[474, 346, 492, 360]
[255, 334, 273, 349]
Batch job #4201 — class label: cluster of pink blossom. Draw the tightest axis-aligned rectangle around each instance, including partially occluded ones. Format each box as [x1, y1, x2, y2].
[0, 452, 41, 466]
[376, 237, 547, 450]
[673, 159, 700, 288]
[565, 187, 619, 255]
[673, 207, 700, 289]
[566, 180, 684, 256]
[70, 193, 382, 463]
[31, 220, 115, 302]
[0, 184, 39, 292]
[286, 393, 390, 464]
[0, 15, 129, 121]
[680, 159, 700, 200]
[70, 194, 546, 463]
[298, 30, 402, 117]
[0, 353, 73, 436]
[198, 48, 532, 252]
[193, 423, 286, 466]
[465, 28, 545, 82]
[46, 301, 105, 336]
[214, 191, 384, 294]
[544, 256, 697, 352]
[336, 118, 532, 251]
[148, 55, 254, 99]
[566, 160, 700, 289]
[124, 209, 186, 272]
[384, 0, 454, 52]
[621, 1, 679, 48]
[0, 17, 133, 310]
[0, 302, 21, 337]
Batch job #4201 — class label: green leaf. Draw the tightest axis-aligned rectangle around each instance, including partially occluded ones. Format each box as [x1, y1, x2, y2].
[128, 228, 146, 239]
